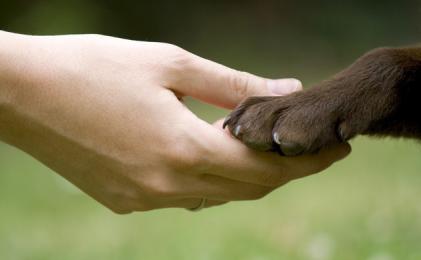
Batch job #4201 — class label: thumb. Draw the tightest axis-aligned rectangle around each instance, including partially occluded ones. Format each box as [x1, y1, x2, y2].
[169, 52, 302, 109]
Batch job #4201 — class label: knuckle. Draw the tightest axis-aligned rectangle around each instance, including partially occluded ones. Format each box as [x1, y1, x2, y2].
[163, 139, 208, 172]
[231, 71, 252, 101]
[143, 176, 177, 199]
[149, 185, 174, 198]
[162, 43, 185, 55]
[160, 44, 193, 74]
[168, 150, 199, 170]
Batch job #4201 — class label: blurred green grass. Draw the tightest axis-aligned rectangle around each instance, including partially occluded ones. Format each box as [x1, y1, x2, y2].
[1, 101, 421, 260]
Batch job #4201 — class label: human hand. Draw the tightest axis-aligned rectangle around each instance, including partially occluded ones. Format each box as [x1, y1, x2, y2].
[0, 32, 350, 213]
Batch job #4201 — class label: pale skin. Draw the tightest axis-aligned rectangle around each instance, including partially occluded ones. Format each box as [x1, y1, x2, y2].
[0, 31, 350, 213]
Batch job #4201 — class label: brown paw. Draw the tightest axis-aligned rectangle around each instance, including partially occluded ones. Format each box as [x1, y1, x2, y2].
[224, 47, 413, 155]
[223, 91, 350, 156]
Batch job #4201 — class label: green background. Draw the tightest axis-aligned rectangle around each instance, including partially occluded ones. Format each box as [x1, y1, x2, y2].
[1, 1, 421, 259]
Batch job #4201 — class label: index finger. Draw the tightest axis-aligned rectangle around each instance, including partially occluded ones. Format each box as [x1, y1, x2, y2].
[168, 51, 302, 109]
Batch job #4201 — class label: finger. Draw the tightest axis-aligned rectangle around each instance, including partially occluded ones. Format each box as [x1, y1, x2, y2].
[187, 174, 275, 201]
[142, 168, 274, 202]
[170, 53, 302, 109]
[280, 143, 352, 180]
[212, 117, 230, 134]
[200, 122, 351, 186]
[212, 141, 351, 186]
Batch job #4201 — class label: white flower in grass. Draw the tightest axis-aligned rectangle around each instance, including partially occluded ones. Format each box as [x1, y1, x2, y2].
[305, 233, 335, 260]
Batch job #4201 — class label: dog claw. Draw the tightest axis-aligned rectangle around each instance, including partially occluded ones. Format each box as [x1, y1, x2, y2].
[234, 125, 242, 137]
[222, 115, 231, 129]
[273, 132, 281, 144]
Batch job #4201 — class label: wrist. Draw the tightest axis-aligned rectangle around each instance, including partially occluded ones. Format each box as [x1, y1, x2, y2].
[0, 31, 34, 143]
[0, 31, 33, 105]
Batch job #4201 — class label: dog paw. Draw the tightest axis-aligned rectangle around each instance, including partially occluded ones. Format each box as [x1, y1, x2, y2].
[224, 48, 411, 156]
[223, 90, 357, 156]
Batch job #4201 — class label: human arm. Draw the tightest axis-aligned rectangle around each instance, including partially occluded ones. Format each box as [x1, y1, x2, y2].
[0, 31, 350, 213]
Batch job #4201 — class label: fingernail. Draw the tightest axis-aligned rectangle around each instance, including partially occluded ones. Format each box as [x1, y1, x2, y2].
[267, 78, 302, 96]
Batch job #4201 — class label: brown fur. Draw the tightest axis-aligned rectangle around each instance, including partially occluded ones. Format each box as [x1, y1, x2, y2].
[223, 47, 421, 156]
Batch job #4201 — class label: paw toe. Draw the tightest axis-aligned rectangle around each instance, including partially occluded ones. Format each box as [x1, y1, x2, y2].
[273, 131, 305, 156]
[278, 141, 304, 156]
